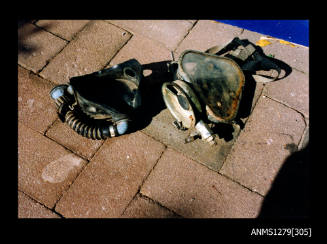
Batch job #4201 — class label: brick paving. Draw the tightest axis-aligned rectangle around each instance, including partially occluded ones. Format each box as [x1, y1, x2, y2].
[18, 20, 309, 218]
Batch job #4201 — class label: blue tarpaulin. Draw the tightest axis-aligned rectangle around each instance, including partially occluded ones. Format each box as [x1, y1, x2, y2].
[216, 20, 309, 46]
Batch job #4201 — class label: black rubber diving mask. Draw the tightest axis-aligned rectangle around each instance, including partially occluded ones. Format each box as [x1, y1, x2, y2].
[50, 59, 143, 139]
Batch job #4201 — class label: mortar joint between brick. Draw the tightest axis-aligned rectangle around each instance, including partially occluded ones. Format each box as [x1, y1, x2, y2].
[297, 123, 309, 150]
[292, 67, 308, 75]
[43, 133, 90, 161]
[33, 21, 70, 42]
[52, 209, 65, 218]
[87, 139, 106, 161]
[43, 118, 59, 136]
[36, 39, 70, 75]
[101, 33, 133, 69]
[185, 138, 267, 196]
[163, 144, 230, 176]
[121, 144, 168, 216]
[141, 130, 169, 147]
[68, 20, 94, 42]
[18, 64, 59, 88]
[104, 21, 133, 36]
[52, 159, 90, 213]
[18, 189, 63, 218]
[262, 94, 309, 121]
[23, 22, 70, 75]
[19, 122, 47, 139]
[217, 172, 266, 198]
[173, 20, 198, 53]
[240, 92, 309, 150]
[105, 21, 176, 52]
[138, 193, 183, 218]
[137, 143, 167, 191]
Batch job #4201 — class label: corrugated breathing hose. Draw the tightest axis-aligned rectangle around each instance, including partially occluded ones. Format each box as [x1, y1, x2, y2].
[50, 84, 128, 140]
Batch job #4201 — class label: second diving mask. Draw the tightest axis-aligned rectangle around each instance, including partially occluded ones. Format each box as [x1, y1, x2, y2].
[162, 37, 283, 145]
[162, 49, 245, 145]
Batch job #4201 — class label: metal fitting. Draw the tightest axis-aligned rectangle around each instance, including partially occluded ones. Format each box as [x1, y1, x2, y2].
[195, 120, 216, 145]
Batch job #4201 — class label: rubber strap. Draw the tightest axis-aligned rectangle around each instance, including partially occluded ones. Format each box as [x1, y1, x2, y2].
[205, 37, 282, 83]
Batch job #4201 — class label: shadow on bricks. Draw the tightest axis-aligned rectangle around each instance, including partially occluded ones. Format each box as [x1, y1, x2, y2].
[258, 144, 310, 218]
[130, 60, 173, 132]
[214, 38, 293, 83]
[18, 20, 54, 55]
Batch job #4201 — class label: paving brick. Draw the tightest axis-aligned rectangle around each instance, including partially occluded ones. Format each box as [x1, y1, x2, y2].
[55, 132, 165, 218]
[107, 34, 172, 66]
[142, 109, 240, 171]
[238, 29, 309, 74]
[174, 20, 243, 57]
[107, 20, 194, 51]
[18, 191, 61, 218]
[121, 194, 177, 218]
[35, 20, 90, 41]
[220, 96, 306, 196]
[140, 148, 264, 218]
[40, 20, 132, 84]
[263, 69, 309, 118]
[18, 23, 68, 73]
[18, 122, 87, 208]
[46, 119, 104, 160]
[18, 66, 58, 134]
